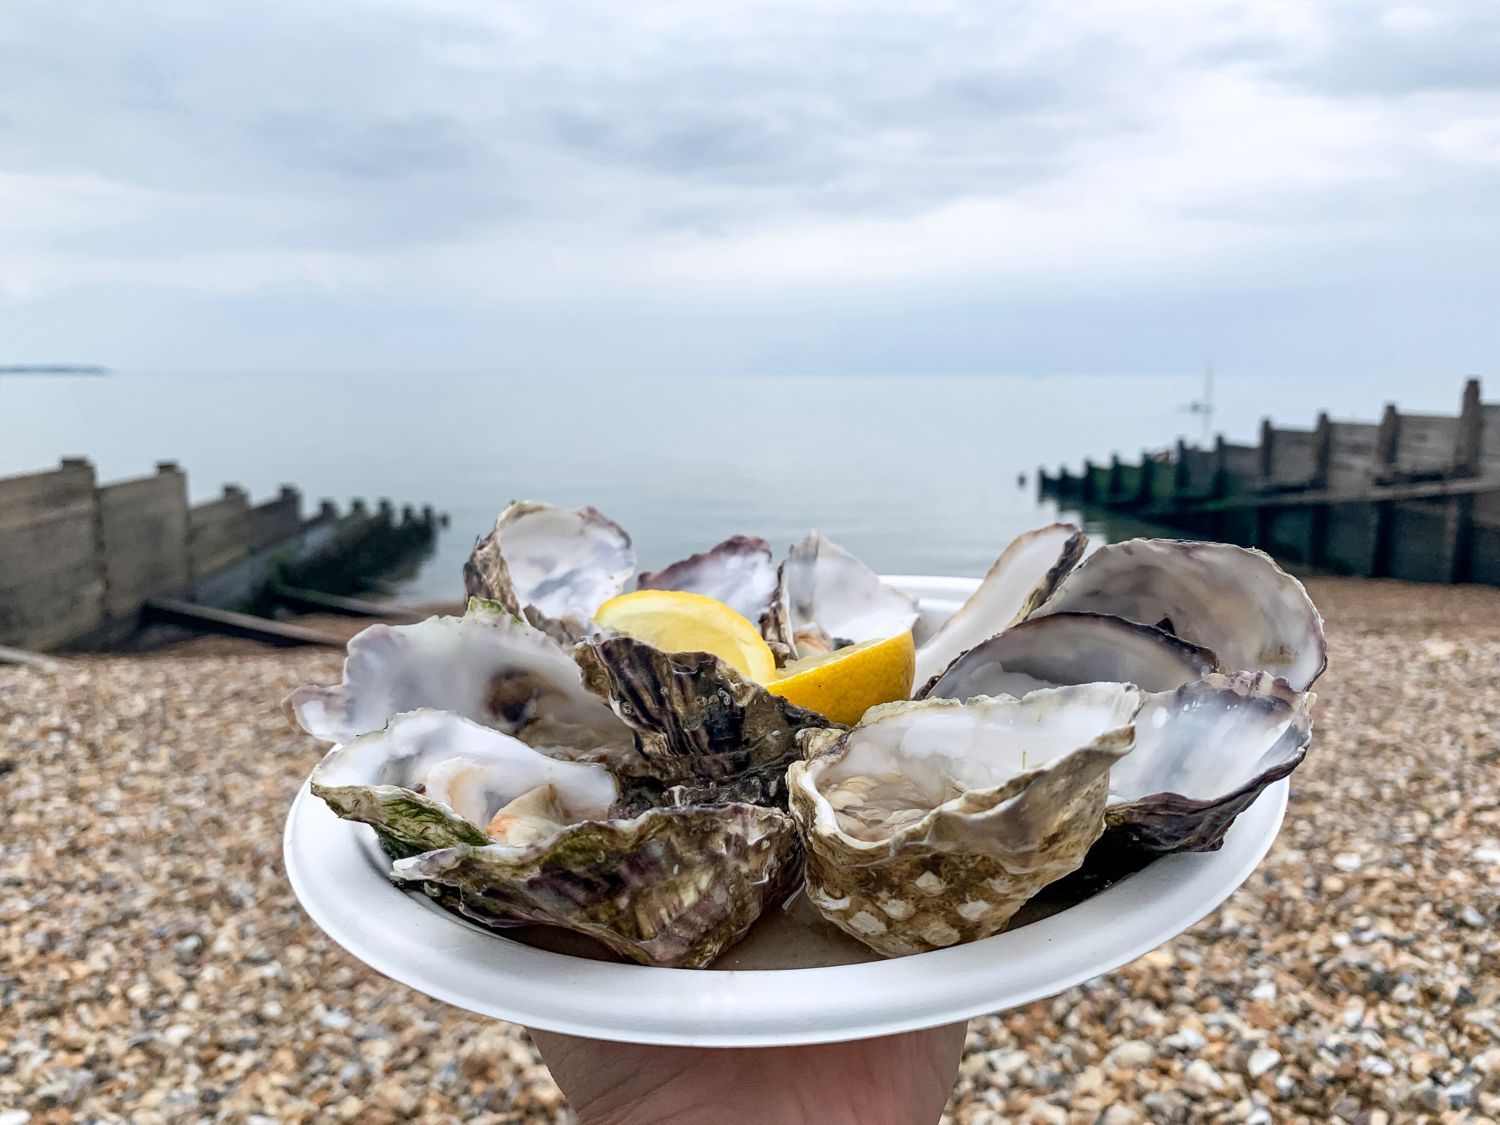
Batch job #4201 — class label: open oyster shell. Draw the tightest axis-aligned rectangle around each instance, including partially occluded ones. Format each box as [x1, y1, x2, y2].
[286, 602, 637, 769]
[310, 709, 620, 858]
[788, 685, 1143, 957]
[1100, 672, 1315, 857]
[763, 531, 919, 659]
[575, 634, 836, 803]
[1034, 539, 1327, 691]
[912, 524, 1085, 687]
[637, 534, 778, 623]
[464, 501, 635, 639]
[919, 612, 1220, 701]
[394, 802, 801, 968]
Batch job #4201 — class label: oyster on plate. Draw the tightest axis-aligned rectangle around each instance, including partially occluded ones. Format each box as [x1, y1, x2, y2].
[310, 709, 620, 857]
[312, 709, 800, 967]
[788, 684, 1143, 957]
[286, 600, 637, 769]
[464, 501, 635, 640]
[912, 523, 1086, 687]
[637, 534, 779, 623]
[396, 801, 800, 968]
[919, 612, 1220, 701]
[1100, 672, 1315, 856]
[1034, 539, 1326, 692]
[763, 531, 920, 658]
[575, 633, 836, 806]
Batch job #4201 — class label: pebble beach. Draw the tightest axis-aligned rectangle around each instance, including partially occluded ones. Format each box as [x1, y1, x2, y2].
[2, 577, 1497, 1124]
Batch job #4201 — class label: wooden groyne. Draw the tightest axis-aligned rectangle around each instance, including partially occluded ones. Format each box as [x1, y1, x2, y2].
[1039, 378, 1500, 586]
[0, 459, 441, 652]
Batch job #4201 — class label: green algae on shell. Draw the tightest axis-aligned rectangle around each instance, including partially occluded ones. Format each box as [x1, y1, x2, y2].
[309, 709, 619, 858]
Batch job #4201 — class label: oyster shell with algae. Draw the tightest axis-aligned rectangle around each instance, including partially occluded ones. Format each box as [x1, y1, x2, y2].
[310, 708, 621, 858]
[464, 500, 635, 641]
[788, 684, 1143, 957]
[396, 801, 800, 969]
[312, 709, 801, 967]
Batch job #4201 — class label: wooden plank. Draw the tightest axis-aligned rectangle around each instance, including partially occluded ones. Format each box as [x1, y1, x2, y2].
[141, 598, 346, 647]
[0, 644, 65, 672]
[1144, 472, 1500, 516]
[269, 583, 424, 621]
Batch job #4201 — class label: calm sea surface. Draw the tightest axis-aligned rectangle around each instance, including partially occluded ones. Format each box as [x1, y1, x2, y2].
[0, 371, 1463, 602]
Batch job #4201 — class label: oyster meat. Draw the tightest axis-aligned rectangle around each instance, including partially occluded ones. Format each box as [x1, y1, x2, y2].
[919, 612, 1220, 701]
[764, 531, 919, 658]
[912, 524, 1085, 687]
[464, 501, 635, 639]
[310, 709, 619, 858]
[1099, 672, 1315, 856]
[1034, 539, 1326, 691]
[286, 602, 636, 769]
[637, 534, 778, 623]
[788, 684, 1143, 956]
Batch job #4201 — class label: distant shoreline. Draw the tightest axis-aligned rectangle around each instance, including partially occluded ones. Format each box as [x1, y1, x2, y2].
[0, 365, 109, 375]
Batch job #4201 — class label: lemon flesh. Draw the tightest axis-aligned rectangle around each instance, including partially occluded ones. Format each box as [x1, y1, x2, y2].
[765, 631, 916, 725]
[594, 589, 779, 683]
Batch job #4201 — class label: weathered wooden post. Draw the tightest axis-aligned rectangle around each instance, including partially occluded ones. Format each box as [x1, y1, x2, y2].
[1370, 404, 1401, 577]
[1307, 412, 1332, 565]
[1250, 419, 1274, 549]
[1207, 435, 1229, 540]
[1137, 450, 1155, 507]
[1441, 378, 1483, 581]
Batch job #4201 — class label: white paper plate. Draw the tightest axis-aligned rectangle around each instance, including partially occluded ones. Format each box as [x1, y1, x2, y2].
[284, 575, 1288, 1047]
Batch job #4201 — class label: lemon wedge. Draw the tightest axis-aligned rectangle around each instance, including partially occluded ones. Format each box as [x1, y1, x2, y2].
[594, 589, 778, 682]
[765, 631, 915, 725]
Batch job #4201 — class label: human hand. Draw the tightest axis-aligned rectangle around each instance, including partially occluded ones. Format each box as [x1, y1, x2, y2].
[532, 1021, 967, 1125]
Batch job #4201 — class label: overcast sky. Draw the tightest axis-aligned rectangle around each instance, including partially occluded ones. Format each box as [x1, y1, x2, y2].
[1, 0, 1497, 376]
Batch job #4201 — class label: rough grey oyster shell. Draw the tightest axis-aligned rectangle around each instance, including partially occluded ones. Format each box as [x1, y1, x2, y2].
[310, 709, 620, 858]
[912, 524, 1085, 687]
[575, 634, 836, 803]
[394, 802, 801, 968]
[464, 501, 635, 640]
[1034, 539, 1327, 691]
[918, 612, 1220, 701]
[637, 534, 778, 623]
[763, 531, 919, 658]
[787, 684, 1143, 956]
[1099, 672, 1315, 856]
[286, 601, 637, 769]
